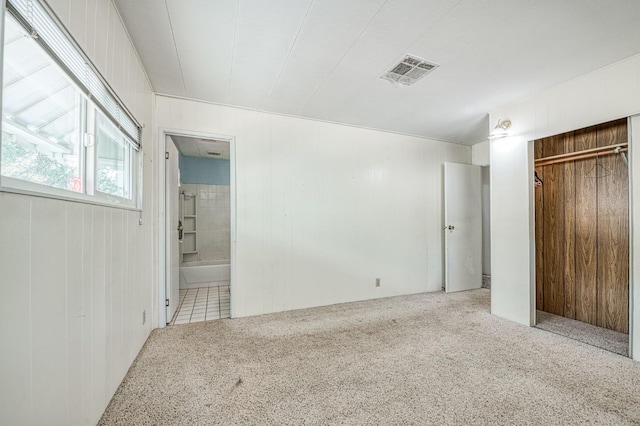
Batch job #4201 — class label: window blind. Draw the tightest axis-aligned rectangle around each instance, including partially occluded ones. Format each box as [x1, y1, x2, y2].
[7, 0, 142, 149]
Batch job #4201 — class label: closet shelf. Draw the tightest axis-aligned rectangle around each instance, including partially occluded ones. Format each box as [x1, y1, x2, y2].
[184, 215, 197, 218]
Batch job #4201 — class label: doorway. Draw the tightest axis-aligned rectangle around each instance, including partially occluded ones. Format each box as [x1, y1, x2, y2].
[159, 130, 235, 327]
[533, 118, 630, 356]
[443, 162, 482, 292]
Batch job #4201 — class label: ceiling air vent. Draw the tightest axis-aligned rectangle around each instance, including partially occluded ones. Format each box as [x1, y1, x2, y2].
[381, 55, 438, 86]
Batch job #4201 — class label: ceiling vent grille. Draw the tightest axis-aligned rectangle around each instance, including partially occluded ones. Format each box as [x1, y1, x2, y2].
[381, 55, 438, 86]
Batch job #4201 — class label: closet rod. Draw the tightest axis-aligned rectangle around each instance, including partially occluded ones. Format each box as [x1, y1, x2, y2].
[535, 143, 627, 167]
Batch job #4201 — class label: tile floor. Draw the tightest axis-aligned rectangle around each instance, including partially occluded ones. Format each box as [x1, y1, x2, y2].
[171, 284, 230, 325]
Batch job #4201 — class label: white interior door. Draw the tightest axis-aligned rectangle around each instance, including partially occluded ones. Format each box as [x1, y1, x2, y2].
[444, 162, 482, 292]
[165, 137, 180, 323]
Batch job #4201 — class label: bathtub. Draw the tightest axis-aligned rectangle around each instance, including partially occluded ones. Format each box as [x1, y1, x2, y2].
[179, 260, 230, 288]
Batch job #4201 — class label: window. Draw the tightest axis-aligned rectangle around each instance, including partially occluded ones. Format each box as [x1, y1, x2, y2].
[95, 112, 132, 199]
[0, 1, 141, 208]
[2, 14, 84, 193]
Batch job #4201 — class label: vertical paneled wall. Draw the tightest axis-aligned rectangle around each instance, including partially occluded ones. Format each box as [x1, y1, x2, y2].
[534, 119, 628, 333]
[155, 95, 470, 318]
[0, 0, 154, 425]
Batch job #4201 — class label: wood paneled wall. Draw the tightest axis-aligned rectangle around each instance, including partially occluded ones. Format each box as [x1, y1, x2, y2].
[534, 118, 629, 333]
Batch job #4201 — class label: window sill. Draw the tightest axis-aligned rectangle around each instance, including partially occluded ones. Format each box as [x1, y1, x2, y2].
[0, 178, 142, 212]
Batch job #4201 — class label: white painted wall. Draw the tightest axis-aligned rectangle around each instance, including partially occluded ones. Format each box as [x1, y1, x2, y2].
[489, 53, 640, 360]
[472, 141, 490, 166]
[0, 1, 155, 424]
[155, 95, 470, 318]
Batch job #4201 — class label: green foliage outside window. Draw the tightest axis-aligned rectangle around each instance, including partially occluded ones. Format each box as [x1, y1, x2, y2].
[2, 132, 124, 195]
[1, 133, 75, 190]
[97, 166, 122, 196]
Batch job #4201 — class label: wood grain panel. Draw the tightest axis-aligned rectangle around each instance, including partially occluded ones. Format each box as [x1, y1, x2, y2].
[575, 126, 598, 151]
[563, 133, 576, 318]
[542, 135, 564, 157]
[535, 138, 544, 159]
[574, 127, 598, 325]
[534, 141, 544, 311]
[596, 119, 627, 147]
[542, 163, 564, 315]
[535, 119, 629, 334]
[596, 120, 629, 333]
[542, 134, 565, 315]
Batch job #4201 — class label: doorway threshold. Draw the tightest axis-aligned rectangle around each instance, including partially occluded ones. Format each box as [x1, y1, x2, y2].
[535, 311, 628, 357]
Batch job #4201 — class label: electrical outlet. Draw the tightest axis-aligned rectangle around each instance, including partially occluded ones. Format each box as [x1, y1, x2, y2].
[376, 278, 381, 287]
[142, 310, 146, 325]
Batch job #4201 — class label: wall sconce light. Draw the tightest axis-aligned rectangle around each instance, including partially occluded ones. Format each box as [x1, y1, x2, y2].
[489, 118, 512, 139]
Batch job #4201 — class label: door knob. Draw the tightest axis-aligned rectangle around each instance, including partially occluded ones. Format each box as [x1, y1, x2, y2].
[444, 225, 455, 230]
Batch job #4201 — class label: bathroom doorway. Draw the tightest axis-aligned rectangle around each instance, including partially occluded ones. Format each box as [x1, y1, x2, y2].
[159, 130, 235, 326]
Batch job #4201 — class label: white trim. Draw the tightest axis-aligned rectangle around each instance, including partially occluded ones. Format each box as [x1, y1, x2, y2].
[0, 0, 6, 173]
[628, 115, 633, 359]
[157, 127, 237, 327]
[629, 114, 640, 360]
[528, 139, 536, 327]
[0, 178, 141, 211]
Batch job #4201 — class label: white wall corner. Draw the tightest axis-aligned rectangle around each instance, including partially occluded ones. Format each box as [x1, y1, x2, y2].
[489, 135, 533, 326]
[472, 140, 490, 166]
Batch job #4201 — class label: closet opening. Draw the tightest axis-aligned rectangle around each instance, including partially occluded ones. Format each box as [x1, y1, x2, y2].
[533, 118, 630, 357]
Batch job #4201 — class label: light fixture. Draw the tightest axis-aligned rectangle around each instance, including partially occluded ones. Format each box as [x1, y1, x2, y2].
[489, 118, 511, 139]
[495, 119, 511, 130]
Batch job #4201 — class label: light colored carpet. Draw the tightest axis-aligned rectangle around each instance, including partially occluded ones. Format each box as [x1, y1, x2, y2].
[536, 310, 629, 357]
[99, 289, 640, 425]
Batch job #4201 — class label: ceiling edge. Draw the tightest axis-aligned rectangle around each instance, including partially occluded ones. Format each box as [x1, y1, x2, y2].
[154, 92, 473, 146]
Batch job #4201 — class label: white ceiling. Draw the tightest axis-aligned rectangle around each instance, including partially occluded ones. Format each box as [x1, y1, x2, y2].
[115, 0, 640, 145]
[170, 135, 231, 160]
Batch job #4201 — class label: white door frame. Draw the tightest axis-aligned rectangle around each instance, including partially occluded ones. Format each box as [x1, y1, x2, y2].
[627, 115, 637, 359]
[157, 128, 237, 328]
[165, 136, 180, 323]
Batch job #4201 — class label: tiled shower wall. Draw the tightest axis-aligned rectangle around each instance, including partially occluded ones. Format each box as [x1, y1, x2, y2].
[180, 183, 230, 263]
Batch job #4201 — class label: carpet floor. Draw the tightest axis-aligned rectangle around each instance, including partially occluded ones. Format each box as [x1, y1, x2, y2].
[536, 310, 629, 357]
[99, 289, 640, 425]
